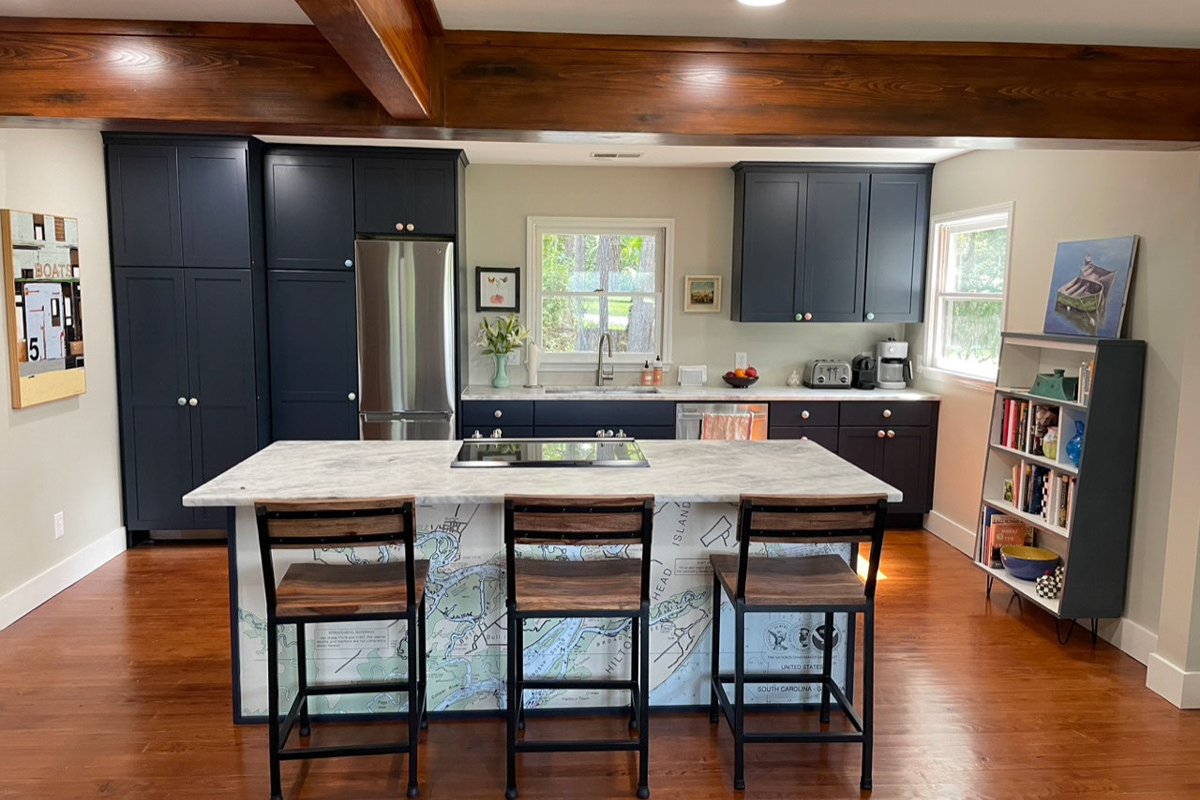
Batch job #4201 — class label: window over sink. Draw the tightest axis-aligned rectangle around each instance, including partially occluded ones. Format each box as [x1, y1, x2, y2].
[527, 217, 674, 369]
[925, 203, 1013, 383]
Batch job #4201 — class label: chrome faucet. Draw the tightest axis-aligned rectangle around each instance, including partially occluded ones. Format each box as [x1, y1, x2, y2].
[596, 332, 615, 386]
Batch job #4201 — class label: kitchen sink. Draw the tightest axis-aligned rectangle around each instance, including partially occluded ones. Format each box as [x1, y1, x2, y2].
[542, 386, 662, 394]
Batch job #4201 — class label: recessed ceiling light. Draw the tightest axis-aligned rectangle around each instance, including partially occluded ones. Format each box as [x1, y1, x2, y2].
[738, 0, 787, 6]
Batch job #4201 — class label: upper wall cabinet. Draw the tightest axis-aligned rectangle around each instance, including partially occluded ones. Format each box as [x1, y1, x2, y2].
[731, 164, 932, 324]
[106, 140, 252, 269]
[355, 155, 457, 238]
[264, 153, 356, 270]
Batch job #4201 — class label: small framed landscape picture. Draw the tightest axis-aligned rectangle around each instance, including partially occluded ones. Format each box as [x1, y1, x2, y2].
[476, 267, 520, 312]
[684, 275, 721, 313]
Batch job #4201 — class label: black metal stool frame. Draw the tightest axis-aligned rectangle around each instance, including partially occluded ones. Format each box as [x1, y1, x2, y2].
[256, 500, 428, 800]
[503, 497, 654, 800]
[708, 497, 886, 792]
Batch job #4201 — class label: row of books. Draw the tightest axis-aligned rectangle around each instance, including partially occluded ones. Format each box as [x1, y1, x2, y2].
[999, 398, 1031, 450]
[1002, 460, 1077, 530]
[978, 507, 1033, 568]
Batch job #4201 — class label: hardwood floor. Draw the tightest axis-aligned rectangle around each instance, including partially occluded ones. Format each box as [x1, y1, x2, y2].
[1, 531, 1198, 799]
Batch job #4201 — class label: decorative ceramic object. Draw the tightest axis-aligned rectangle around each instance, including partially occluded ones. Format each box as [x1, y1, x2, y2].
[1029, 369, 1080, 402]
[786, 369, 801, 387]
[1036, 565, 1065, 599]
[492, 354, 510, 388]
[475, 313, 529, 389]
[1065, 419, 1085, 467]
[1042, 426, 1059, 460]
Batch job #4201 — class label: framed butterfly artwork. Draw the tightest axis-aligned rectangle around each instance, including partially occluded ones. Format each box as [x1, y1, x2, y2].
[476, 266, 520, 312]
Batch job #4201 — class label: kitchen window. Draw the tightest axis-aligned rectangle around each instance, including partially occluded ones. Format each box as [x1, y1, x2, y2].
[925, 203, 1013, 382]
[527, 217, 674, 368]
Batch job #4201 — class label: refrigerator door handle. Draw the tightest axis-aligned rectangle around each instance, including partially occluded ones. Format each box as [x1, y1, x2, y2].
[360, 410, 454, 423]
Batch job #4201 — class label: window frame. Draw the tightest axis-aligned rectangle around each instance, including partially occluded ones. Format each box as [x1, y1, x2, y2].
[526, 216, 675, 370]
[923, 202, 1014, 386]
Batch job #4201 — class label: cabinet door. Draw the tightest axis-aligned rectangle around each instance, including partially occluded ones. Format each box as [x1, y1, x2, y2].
[185, 269, 260, 527]
[107, 145, 183, 267]
[736, 171, 806, 321]
[802, 173, 869, 322]
[178, 146, 251, 269]
[354, 157, 407, 236]
[881, 426, 932, 515]
[265, 154, 355, 270]
[405, 157, 457, 237]
[113, 269, 194, 529]
[864, 172, 929, 323]
[268, 270, 359, 440]
[837, 427, 885, 476]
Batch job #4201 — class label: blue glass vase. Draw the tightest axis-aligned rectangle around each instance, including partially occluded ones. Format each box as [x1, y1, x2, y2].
[1065, 419, 1085, 467]
[492, 354, 510, 388]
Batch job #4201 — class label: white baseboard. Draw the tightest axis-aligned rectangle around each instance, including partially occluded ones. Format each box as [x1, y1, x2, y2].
[1094, 617, 1158, 666]
[0, 527, 126, 631]
[924, 510, 976, 556]
[1146, 652, 1200, 709]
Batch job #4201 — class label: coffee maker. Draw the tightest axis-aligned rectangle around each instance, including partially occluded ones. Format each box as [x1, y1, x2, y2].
[876, 338, 912, 389]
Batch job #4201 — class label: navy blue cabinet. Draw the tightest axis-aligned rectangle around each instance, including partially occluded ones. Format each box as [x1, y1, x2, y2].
[265, 153, 355, 271]
[107, 141, 253, 269]
[731, 163, 931, 324]
[267, 270, 359, 441]
[354, 155, 457, 238]
[837, 424, 935, 516]
[864, 172, 930, 323]
[114, 268, 261, 531]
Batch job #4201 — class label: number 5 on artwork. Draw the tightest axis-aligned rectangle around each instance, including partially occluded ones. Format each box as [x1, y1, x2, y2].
[28, 336, 40, 361]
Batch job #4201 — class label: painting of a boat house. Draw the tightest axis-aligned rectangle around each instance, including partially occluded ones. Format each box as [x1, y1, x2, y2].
[1042, 236, 1139, 338]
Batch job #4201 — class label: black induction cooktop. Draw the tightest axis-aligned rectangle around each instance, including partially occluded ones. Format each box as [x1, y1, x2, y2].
[451, 438, 649, 468]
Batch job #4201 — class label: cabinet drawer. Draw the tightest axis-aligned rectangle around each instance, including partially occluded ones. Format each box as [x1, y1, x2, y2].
[839, 401, 934, 427]
[534, 401, 675, 427]
[461, 401, 534, 427]
[463, 425, 533, 439]
[769, 425, 839, 452]
[769, 402, 839, 427]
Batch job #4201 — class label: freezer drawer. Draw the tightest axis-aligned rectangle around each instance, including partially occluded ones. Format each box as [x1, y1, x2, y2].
[360, 411, 454, 441]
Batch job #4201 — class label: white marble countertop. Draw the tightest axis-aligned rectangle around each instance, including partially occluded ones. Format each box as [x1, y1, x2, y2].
[183, 439, 902, 507]
[462, 384, 939, 403]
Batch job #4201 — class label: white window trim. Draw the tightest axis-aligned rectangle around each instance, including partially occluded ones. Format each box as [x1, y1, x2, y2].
[921, 201, 1014, 388]
[526, 216, 675, 371]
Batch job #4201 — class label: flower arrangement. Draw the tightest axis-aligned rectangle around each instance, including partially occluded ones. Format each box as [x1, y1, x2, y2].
[475, 314, 530, 356]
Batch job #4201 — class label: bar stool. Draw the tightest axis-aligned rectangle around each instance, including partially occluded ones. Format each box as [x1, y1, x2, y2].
[503, 495, 655, 799]
[255, 497, 429, 800]
[708, 493, 886, 792]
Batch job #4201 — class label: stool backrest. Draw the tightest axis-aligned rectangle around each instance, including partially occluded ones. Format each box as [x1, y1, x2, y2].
[735, 494, 887, 601]
[255, 497, 418, 613]
[504, 495, 655, 606]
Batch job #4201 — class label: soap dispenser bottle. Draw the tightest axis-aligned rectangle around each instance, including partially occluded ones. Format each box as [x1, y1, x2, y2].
[641, 361, 654, 386]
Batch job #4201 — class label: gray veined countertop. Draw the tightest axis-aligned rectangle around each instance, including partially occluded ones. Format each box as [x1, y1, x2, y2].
[183, 439, 902, 507]
[461, 384, 940, 402]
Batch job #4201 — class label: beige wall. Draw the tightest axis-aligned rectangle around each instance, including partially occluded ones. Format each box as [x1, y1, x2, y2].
[912, 149, 1200, 642]
[464, 165, 903, 386]
[0, 129, 123, 610]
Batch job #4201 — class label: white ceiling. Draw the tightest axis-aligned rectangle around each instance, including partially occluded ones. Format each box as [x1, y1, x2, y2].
[12, 0, 1200, 47]
[257, 136, 967, 167]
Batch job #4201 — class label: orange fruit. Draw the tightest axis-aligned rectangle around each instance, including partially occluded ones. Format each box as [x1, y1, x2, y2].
[733, 368, 746, 378]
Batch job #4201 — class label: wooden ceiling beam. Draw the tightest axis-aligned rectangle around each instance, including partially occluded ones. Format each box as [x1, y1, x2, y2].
[293, 0, 438, 119]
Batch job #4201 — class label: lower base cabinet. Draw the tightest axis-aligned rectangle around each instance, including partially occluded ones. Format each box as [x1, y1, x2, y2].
[837, 426, 932, 516]
[768, 425, 839, 452]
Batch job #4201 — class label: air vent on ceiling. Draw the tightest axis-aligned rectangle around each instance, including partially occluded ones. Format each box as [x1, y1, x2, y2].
[590, 152, 645, 161]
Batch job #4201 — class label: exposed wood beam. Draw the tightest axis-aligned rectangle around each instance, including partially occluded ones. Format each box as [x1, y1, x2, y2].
[293, 0, 437, 119]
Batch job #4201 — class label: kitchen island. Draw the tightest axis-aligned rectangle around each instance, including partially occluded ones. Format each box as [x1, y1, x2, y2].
[184, 439, 900, 722]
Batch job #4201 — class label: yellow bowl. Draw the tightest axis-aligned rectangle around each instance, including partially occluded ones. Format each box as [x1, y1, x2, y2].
[1000, 546, 1058, 561]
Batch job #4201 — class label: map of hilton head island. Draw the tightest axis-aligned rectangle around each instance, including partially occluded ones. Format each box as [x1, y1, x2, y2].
[234, 502, 852, 718]
[2, 209, 86, 409]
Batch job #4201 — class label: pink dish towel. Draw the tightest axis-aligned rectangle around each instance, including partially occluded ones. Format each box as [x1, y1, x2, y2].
[701, 413, 753, 440]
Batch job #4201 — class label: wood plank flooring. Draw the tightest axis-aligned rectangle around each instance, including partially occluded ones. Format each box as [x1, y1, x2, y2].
[1, 531, 1198, 799]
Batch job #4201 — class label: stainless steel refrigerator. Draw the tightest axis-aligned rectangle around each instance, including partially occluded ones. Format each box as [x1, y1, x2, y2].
[355, 239, 457, 440]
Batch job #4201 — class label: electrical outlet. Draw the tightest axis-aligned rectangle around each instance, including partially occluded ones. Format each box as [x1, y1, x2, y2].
[507, 350, 521, 365]
[734, 352, 748, 370]
[53, 511, 64, 539]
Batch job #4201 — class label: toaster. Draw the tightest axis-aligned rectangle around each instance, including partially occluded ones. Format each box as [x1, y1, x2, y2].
[803, 360, 851, 389]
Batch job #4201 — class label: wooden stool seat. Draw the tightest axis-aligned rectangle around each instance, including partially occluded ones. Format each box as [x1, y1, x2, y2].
[514, 559, 642, 612]
[276, 561, 431, 619]
[710, 553, 864, 608]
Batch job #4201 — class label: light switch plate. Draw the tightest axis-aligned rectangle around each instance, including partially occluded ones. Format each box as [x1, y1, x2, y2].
[54, 511, 64, 539]
[507, 351, 521, 365]
[734, 352, 748, 370]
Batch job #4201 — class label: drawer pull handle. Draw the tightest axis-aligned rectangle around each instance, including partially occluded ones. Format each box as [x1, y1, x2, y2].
[883, 409, 892, 419]
[866, 312, 875, 321]
[348, 392, 357, 401]
[344, 259, 353, 268]
[801, 410, 810, 420]
[494, 409, 503, 418]
[877, 430, 886, 439]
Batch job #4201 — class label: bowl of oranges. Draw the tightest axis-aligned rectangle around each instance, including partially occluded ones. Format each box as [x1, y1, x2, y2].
[722, 366, 759, 388]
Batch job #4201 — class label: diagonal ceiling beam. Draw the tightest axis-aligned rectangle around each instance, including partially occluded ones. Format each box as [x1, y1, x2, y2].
[293, 0, 441, 119]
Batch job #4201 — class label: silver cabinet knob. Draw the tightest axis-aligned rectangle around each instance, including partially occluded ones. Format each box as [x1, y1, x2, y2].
[471, 430, 483, 439]
[866, 312, 875, 321]
[395, 223, 405, 232]
[801, 410, 810, 420]
[344, 259, 353, 268]
[494, 409, 503, 419]
[406, 223, 415, 232]
[188, 398, 198, 407]
[887, 430, 896, 439]
[177, 397, 187, 406]
[794, 313, 803, 322]
[348, 392, 357, 401]
[877, 430, 886, 439]
[804, 312, 813, 321]
[883, 409, 892, 419]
